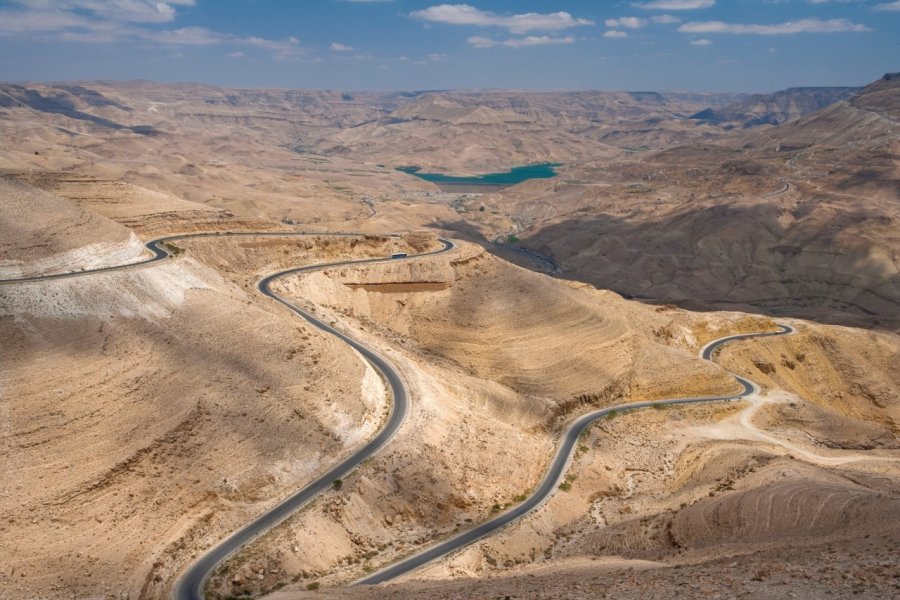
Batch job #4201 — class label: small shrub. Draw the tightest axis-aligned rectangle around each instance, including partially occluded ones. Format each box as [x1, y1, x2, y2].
[162, 242, 184, 257]
[306, 582, 320, 591]
[332, 479, 342, 490]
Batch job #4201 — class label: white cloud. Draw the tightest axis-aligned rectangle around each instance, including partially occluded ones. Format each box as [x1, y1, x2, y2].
[604, 30, 629, 38]
[241, 35, 305, 60]
[605, 17, 647, 29]
[227, 51, 245, 58]
[142, 27, 305, 59]
[4, 0, 196, 26]
[679, 18, 871, 34]
[468, 34, 575, 48]
[874, 1, 900, 10]
[0, 1, 308, 60]
[145, 26, 222, 45]
[689, 38, 712, 45]
[0, 0, 196, 36]
[635, 0, 715, 9]
[411, 4, 593, 33]
[330, 42, 354, 51]
[0, 10, 90, 34]
[651, 14, 682, 24]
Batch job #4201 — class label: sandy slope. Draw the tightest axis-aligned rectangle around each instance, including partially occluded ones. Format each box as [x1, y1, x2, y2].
[0, 234, 424, 599]
[0, 177, 147, 277]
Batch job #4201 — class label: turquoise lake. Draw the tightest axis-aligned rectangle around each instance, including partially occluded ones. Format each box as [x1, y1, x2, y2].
[397, 163, 561, 186]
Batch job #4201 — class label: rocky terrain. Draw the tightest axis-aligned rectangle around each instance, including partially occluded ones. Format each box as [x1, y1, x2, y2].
[304, 90, 741, 173]
[0, 74, 898, 600]
[458, 73, 900, 332]
[690, 86, 860, 128]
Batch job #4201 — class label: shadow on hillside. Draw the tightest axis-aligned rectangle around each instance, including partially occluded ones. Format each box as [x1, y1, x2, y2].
[0, 84, 159, 135]
[429, 203, 900, 332]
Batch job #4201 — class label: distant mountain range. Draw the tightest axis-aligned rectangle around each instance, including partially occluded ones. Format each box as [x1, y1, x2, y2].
[690, 86, 861, 128]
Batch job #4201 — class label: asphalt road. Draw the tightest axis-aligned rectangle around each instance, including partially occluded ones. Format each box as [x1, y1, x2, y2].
[170, 236, 454, 600]
[1, 236, 794, 596]
[0, 231, 430, 284]
[356, 323, 794, 585]
[0, 231, 454, 600]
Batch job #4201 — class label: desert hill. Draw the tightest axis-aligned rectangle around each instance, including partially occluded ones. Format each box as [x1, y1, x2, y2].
[464, 73, 899, 331]
[0, 177, 146, 278]
[690, 86, 860, 128]
[304, 89, 741, 172]
[1, 73, 898, 600]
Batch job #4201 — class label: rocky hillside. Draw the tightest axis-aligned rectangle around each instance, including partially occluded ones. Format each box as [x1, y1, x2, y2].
[690, 86, 859, 128]
[458, 74, 899, 331]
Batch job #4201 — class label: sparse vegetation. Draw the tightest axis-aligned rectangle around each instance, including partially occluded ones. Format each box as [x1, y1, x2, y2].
[161, 241, 184, 257]
[558, 472, 578, 492]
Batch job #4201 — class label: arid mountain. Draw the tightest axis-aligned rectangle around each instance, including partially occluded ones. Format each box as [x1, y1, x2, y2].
[461, 73, 899, 332]
[1, 74, 898, 600]
[303, 90, 742, 172]
[690, 86, 860, 128]
[0, 81, 745, 227]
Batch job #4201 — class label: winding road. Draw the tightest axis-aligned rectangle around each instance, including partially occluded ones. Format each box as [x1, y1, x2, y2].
[0, 231, 454, 600]
[1, 233, 795, 597]
[355, 324, 794, 585]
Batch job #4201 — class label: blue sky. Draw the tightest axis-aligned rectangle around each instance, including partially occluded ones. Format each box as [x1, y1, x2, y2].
[0, 1, 897, 91]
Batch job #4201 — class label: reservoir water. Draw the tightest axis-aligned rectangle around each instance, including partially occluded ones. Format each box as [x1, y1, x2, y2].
[398, 163, 560, 192]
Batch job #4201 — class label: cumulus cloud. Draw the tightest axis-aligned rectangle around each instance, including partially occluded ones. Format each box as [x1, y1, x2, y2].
[411, 4, 593, 33]
[1, 0, 196, 28]
[468, 34, 575, 48]
[0, 0, 307, 59]
[679, 18, 871, 34]
[145, 26, 224, 45]
[689, 38, 712, 45]
[604, 30, 629, 38]
[651, 14, 682, 24]
[330, 42, 354, 51]
[635, 0, 715, 9]
[0, 10, 89, 34]
[227, 51, 245, 58]
[874, 1, 900, 10]
[605, 17, 647, 29]
[136, 27, 306, 59]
